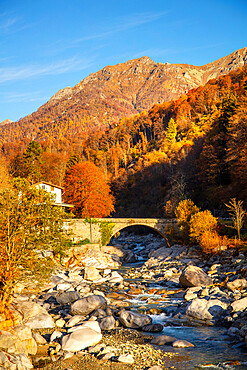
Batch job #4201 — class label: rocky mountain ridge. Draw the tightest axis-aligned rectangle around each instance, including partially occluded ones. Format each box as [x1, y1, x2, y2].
[48, 47, 247, 111]
[0, 47, 247, 145]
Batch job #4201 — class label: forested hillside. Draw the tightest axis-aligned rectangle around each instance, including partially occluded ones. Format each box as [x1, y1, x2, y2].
[2, 63, 246, 217]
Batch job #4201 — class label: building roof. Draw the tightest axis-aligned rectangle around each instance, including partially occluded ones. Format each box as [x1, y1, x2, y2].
[34, 181, 64, 190]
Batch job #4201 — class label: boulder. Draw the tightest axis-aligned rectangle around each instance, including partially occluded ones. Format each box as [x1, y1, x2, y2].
[107, 271, 123, 284]
[62, 327, 102, 352]
[0, 351, 33, 369]
[56, 282, 73, 291]
[119, 310, 152, 329]
[184, 287, 201, 301]
[12, 325, 37, 355]
[172, 340, 194, 348]
[56, 291, 80, 305]
[142, 323, 163, 332]
[151, 335, 177, 345]
[32, 332, 47, 345]
[99, 316, 115, 330]
[67, 315, 86, 327]
[68, 320, 101, 334]
[15, 301, 54, 329]
[123, 251, 137, 263]
[179, 265, 213, 288]
[231, 297, 247, 312]
[227, 279, 247, 292]
[186, 298, 228, 321]
[71, 295, 107, 316]
[83, 266, 101, 281]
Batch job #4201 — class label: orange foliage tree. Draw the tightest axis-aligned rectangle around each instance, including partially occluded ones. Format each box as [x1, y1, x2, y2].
[64, 161, 115, 217]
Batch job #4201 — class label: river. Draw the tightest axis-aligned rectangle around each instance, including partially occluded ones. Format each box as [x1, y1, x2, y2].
[111, 230, 247, 369]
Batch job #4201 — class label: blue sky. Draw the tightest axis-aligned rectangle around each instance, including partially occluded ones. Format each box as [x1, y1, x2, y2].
[0, 0, 246, 122]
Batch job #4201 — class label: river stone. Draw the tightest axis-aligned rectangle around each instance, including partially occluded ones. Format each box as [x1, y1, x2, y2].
[56, 291, 80, 305]
[119, 310, 152, 329]
[50, 330, 63, 343]
[151, 335, 177, 345]
[56, 282, 73, 291]
[68, 320, 101, 334]
[71, 295, 107, 316]
[15, 301, 55, 329]
[0, 351, 33, 369]
[62, 327, 102, 352]
[231, 297, 247, 312]
[32, 332, 47, 344]
[172, 340, 194, 348]
[239, 325, 247, 337]
[179, 265, 213, 288]
[84, 266, 101, 281]
[186, 298, 228, 321]
[67, 315, 86, 327]
[142, 323, 163, 332]
[0, 330, 24, 353]
[99, 315, 116, 330]
[12, 325, 37, 355]
[117, 354, 134, 364]
[227, 279, 247, 292]
[107, 271, 123, 284]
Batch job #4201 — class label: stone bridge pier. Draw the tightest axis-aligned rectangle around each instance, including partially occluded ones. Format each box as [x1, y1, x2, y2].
[65, 218, 177, 245]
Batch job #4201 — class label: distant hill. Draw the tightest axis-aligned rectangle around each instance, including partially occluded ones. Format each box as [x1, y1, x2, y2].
[0, 47, 247, 148]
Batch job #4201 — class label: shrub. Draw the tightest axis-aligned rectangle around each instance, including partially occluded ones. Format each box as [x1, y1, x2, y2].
[190, 210, 218, 244]
[199, 231, 229, 254]
[175, 199, 200, 242]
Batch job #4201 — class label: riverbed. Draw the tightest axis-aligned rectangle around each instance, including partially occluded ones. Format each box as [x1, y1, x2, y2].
[110, 231, 247, 369]
[28, 230, 247, 370]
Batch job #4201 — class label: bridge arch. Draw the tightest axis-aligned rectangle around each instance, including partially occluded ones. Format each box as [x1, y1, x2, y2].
[67, 218, 176, 246]
[110, 223, 170, 246]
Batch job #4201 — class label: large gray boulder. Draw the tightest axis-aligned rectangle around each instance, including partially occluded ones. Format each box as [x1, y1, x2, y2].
[186, 298, 228, 321]
[151, 335, 177, 345]
[71, 295, 107, 316]
[179, 265, 213, 288]
[62, 328, 102, 352]
[99, 315, 116, 330]
[56, 291, 80, 305]
[119, 310, 152, 329]
[15, 301, 55, 329]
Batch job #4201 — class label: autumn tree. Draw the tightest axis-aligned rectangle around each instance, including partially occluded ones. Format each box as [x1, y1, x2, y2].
[165, 118, 177, 143]
[64, 161, 115, 218]
[190, 210, 218, 243]
[0, 159, 10, 191]
[23, 141, 43, 184]
[225, 198, 245, 240]
[175, 199, 200, 241]
[0, 178, 70, 314]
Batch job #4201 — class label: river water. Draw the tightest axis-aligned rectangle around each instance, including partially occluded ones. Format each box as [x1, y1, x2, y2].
[112, 232, 247, 370]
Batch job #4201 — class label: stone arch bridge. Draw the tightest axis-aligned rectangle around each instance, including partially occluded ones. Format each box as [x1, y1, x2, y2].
[65, 218, 177, 245]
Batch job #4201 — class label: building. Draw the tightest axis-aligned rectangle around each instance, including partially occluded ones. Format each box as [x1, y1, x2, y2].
[34, 181, 73, 210]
